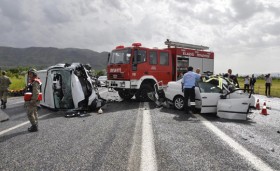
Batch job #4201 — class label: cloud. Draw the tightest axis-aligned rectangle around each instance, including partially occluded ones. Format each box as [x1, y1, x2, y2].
[230, 0, 265, 20]
[0, 0, 279, 74]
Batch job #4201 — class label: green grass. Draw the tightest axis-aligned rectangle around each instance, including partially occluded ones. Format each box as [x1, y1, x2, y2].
[10, 76, 26, 91]
[238, 78, 280, 97]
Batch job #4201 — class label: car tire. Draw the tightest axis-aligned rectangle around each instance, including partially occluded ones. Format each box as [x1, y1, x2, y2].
[173, 95, 185, 110]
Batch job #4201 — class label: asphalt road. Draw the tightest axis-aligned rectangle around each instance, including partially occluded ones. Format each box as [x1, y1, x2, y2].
[0, 89, 279, 171]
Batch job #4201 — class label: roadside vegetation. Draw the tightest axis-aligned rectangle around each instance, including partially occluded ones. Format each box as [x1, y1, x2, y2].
[238, 77, 280, 97]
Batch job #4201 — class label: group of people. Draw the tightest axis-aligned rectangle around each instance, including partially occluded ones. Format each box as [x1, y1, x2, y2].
[0, 69, 41, 132]
[243, 73, 272, 97]
[243, 74, 256, 93]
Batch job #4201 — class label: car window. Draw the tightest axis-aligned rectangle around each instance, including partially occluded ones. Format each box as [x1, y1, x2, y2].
[198, 82, 222, 93]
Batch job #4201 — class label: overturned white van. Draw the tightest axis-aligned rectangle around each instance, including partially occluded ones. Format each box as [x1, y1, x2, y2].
[37, 63, 106, 115]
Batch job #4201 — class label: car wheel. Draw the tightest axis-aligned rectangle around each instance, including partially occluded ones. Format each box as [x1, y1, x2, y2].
[173, 95, 185, 110]
[135, 84, 153, 102]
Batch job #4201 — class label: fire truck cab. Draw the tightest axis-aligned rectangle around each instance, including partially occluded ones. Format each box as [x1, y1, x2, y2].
[107, 40, 214, 101]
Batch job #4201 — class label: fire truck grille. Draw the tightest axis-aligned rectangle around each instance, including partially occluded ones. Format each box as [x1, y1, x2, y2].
[109, 73, 124, 79]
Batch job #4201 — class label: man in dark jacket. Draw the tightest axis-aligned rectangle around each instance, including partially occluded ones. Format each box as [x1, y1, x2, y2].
[249, 74, 256, 94]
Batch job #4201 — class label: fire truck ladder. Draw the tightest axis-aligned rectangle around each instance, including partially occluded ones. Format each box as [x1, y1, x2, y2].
[165, 39, 209, 50]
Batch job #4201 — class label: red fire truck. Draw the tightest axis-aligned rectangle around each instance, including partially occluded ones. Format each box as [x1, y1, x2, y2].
[107, 39, 214, 101]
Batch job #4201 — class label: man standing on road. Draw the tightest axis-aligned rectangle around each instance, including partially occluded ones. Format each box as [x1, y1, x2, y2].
[181, 66, 200, 114]
[25, 69, 42, 132]
[0, 71, 11, 109]
[244, 75, 250, 93]
[265, 73, 272, 97]
[249, 74, 256, 94]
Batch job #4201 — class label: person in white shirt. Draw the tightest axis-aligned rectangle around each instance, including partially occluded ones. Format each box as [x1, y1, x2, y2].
[244, 75, 250, 93]
[265, 74, 272, 97]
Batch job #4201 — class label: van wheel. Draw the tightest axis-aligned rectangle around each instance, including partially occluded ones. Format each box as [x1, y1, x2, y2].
[135, 84, 153, 102]
[173, 96, 185, 110]
[118, 90, 134, 100]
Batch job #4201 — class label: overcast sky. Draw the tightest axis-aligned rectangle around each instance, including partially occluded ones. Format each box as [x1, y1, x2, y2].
[0, 0, 279, 75]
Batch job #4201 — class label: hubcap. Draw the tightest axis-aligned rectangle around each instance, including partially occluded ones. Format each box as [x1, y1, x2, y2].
[175, 98, 184, 110]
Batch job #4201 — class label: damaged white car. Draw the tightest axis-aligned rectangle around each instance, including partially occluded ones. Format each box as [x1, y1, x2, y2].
[150, 76, 255, 120]
[37, 63, 106, 116]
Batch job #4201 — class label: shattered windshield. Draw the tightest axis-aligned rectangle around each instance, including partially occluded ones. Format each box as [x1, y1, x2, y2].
[109, 48, 131, 64]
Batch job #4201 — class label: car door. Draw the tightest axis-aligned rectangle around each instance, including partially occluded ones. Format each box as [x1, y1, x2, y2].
[217, 98, 250, 120]
[198, 82, 222, 113]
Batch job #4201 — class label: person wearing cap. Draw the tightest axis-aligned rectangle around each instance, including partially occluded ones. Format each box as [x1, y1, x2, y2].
[181, 66, 201, 114]
[0, 71, 11, 109]
[25, 69, 42, 132]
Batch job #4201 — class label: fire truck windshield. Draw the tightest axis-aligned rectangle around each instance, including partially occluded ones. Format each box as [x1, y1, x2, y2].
[109, 49, 131, 64]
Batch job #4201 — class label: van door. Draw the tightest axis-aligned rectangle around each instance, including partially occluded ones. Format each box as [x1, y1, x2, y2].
[217, 98, 249, 120]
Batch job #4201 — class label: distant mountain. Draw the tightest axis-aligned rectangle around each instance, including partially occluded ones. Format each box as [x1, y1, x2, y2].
[0, 46, 109, 70]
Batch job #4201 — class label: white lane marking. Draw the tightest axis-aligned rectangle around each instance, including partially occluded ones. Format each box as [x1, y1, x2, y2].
[140, 102, 158, 171]
[0, 113, 52, 136]
[195, 114, 274, 171]
[127, 102, 143, 171]
[9, 101, 24, 105]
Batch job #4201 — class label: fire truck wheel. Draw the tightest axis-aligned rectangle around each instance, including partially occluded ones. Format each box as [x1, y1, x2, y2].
[135, 84, 153, 102]
[173, 95, 185, 110]
[118, 90, 134, 100]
